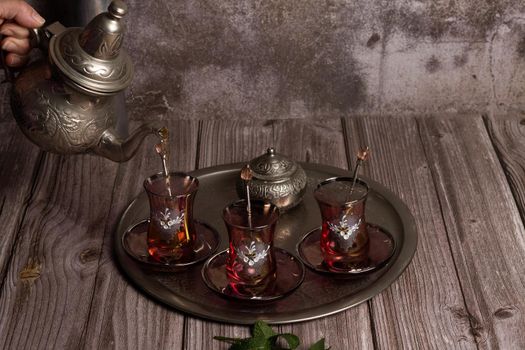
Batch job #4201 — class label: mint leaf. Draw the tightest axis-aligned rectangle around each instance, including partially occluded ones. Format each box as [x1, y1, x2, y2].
[214, 321, 326, 350]
[213, 336, 243, 345]
[253, 320, 276, 339]
[308, 338, 330, 350]
[230, 336, 271, 350]
[269, 333, 300, 349]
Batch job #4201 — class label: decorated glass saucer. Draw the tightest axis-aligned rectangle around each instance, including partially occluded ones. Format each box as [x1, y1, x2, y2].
[297, 224, 395, 275]
[201, 248, 305, 301]
[122, 220, 219, 271]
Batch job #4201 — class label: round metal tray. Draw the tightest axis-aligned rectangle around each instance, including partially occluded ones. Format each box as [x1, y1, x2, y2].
[115, 163, 417, 324]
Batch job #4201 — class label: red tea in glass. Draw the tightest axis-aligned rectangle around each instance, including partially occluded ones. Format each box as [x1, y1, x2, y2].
[314, 177, 369, 272]
[223, 200, 279, 296]
[144, 172, 198, 264]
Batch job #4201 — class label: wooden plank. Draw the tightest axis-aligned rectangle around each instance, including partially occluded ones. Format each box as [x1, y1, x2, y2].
[420, 116, 525, 349]
[184, 120, 273, 349]
[272, 119, 374, 350]
[185, 320, 252, 350]
[82, 120, 198, 349]
[0, 150, 119, 349]
[197, 120, 274, 168]
[485, 116, 525, 223]
[343, 116, 477, 348]
[0, 123, 42, 282]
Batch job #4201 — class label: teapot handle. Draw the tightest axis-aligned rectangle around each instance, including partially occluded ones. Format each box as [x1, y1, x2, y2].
[30, 22, 66, 51]
[0, 44, 14, 83]
[0, 29, 42, 83]
[1, 22, 65, 83]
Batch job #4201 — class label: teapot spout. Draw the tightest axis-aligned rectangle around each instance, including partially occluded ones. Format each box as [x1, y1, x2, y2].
[94, 122, 160, 162]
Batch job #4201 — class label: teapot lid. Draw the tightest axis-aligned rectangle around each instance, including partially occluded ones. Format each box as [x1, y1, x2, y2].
[249, 147, 298, 181]
[48, 0, 133, 96]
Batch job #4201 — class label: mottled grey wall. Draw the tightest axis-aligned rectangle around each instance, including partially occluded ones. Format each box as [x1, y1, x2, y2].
[7, 0, 525, 121]
[118, 0, 525, 120]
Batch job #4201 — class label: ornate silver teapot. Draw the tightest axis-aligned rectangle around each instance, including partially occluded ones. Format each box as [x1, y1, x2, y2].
[4, 0, 159, 162]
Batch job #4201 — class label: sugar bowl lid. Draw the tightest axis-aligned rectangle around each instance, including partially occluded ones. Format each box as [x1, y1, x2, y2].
[249, 147, 298, 181]
[49, 0, 133, 96]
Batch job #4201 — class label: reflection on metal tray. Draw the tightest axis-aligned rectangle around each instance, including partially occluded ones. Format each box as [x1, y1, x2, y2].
[114, 163, 417, 324]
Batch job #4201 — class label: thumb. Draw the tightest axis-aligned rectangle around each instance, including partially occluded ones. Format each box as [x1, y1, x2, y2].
[0, 0, 45, 28]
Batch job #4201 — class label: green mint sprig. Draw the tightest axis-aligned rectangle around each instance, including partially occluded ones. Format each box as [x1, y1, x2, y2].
[214, 321, 330, 350]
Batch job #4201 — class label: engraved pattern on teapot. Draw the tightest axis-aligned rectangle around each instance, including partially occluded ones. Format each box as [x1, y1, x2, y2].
[61, 32, 127, 80]
[79, 28, 123, 59]
[13, 73, 113, 154]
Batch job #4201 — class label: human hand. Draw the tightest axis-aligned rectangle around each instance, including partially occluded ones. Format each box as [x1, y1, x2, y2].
[0, 0, 45, 67]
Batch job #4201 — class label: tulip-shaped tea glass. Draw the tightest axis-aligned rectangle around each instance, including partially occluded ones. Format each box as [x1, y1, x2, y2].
[144, 172, 199, 264]
[314, 177, 370, 272]
[223, 200, 279, 296]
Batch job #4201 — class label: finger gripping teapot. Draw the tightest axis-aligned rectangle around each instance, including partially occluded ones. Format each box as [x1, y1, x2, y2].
[6, 0, 159, 162]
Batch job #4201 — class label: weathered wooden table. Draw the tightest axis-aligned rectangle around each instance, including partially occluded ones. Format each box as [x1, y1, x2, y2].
[1, 115, 524, 349]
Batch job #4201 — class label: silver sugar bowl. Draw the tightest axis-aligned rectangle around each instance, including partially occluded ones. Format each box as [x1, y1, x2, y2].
[237, 148, 307, 211]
